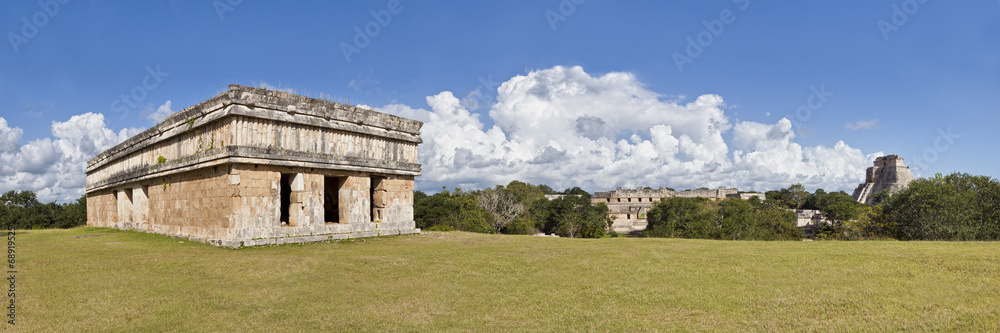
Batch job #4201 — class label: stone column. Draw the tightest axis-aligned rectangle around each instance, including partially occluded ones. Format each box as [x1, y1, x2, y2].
[339, 176, 371, 224]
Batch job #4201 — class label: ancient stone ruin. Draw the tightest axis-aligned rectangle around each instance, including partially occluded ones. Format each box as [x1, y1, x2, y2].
[591, 187, 765, 234]
[851, 154, 914, 205]
[85, 85, 422, 247]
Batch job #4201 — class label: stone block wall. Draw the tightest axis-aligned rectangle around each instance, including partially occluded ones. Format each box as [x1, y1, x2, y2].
[86, 189, 118, 227]
[146, 165, 234, 241]
[88, 163, 418, 247]
[375, 176, 415, 230]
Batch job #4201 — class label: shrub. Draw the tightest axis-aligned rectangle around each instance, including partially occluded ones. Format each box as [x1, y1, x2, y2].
[424, 225, 455, 232]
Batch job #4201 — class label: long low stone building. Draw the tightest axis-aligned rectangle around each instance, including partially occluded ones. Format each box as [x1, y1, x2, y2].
[592, 186, 765, 234]
[85, 85, 422, 247]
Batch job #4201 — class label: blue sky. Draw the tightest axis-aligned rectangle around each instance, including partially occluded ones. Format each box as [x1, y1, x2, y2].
[1, 0, 998, 201]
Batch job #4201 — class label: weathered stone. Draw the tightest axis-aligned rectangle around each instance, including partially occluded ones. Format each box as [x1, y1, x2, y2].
[851, 154, 914, 205]
[85, 85, 421, 247]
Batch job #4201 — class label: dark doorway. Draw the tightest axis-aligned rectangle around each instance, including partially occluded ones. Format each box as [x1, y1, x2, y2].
[280, 173, 291, 225]
[370, 177, 384, 222]
[324, 176, 343, 223]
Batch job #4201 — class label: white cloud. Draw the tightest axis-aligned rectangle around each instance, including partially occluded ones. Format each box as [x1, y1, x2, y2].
[0, 113, 143, 202]
[0, 118, 23, 153]
[147, 100, 175, 123]
[379, 65, 877, 193]
[845, 119, 881, 130]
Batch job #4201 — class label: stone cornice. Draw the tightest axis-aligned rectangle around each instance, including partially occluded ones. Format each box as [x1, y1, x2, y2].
[85, 145, 421, 193]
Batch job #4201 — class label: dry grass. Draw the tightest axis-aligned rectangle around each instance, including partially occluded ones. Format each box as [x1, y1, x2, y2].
[14, 228, 1000, 332]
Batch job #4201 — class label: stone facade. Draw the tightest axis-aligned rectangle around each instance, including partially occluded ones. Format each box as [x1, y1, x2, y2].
[851, 154, 914, 205]
[591, 186, 763, 234]
[793, 209, 830, 237]
[85, 85, 422, 247]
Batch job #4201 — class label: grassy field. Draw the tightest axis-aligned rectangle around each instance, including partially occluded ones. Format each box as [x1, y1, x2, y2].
[13, 228, 1000, 332]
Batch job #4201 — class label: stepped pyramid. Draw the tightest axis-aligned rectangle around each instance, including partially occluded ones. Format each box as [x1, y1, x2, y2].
[851, 154, 915, 205]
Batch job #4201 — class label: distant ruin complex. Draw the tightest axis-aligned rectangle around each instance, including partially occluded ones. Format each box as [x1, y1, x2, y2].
[851, 154, 914, 205]
[85, 85, 422, 247]
[591, 187, 765, 234]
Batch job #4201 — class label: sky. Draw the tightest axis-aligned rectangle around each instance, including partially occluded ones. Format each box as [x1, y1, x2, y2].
[1, 0, 998, 202]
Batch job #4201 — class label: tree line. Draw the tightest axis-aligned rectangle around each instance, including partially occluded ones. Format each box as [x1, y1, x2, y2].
[757, 172, 1000, 241]
[643, 196, 803, 240]
[414, 181, 613, 238]
[417, 172, 1000, 241]
[0, 190, 87, 229]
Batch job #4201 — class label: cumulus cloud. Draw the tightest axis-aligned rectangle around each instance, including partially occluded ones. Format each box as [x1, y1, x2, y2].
[147, 100, 175, 123]
[378, 66, 877, 193]
[845, 119, 881, 130]
[0, 113, 143, 202]
[0, 118, 23, 153]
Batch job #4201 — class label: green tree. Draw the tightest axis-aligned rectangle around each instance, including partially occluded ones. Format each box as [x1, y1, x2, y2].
[880, 173, 1000, 240]
[803, 189, 827, 210]
[534, 194, 610, 238]
[0, 191, 86, 229]
[505, 180, 545, 205]
[56, 195, 88, 228]
[787, 183, 808, 209]
[718, 198, 800, 240]
[645, 197, 801, 240]
[413, 189, 493, 233]
[644, 197, 714, 238]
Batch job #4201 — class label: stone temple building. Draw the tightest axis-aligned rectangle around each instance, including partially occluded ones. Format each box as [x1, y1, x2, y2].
[85, 85, 422, 247]
[851, 154, 914, 205]
[591, 187, 765, 234]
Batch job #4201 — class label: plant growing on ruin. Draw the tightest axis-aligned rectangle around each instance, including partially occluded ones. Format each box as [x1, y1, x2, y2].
[156, 156, 167, 164]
